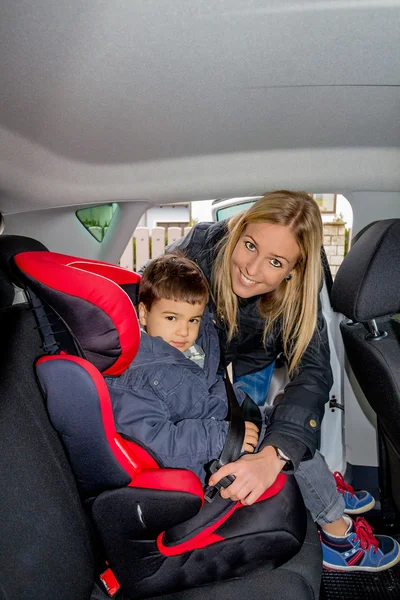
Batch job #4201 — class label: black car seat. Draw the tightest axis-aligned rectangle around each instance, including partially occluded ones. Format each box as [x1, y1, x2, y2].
[331, 219, 400, 516]
[0, 237, 95, 600]
[0, 234, 322, 600]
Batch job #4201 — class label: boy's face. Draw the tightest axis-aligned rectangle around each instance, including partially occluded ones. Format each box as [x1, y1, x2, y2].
[138, 298, 206, 353]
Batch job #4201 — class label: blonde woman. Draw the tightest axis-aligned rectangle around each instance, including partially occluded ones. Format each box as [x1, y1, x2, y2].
[166, 190, 399, 572]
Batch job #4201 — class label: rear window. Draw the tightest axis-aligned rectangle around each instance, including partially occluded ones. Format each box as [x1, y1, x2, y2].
[76, 203, 118, 242]
[215, 201, 256, 221]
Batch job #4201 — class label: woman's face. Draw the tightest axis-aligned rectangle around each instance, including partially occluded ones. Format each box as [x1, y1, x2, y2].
[230, 222, 301, 298]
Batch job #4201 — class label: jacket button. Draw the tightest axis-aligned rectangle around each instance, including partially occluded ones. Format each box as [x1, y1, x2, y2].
[309, 419, 317, 428]
[153, 380, 159, 386]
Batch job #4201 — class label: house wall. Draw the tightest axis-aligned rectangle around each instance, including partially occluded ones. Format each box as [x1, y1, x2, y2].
[143, 205, 190, 229]
[323, 221, 347, 278]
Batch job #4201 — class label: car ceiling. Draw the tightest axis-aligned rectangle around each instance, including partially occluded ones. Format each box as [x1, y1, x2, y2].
[1, 0, 400, 215]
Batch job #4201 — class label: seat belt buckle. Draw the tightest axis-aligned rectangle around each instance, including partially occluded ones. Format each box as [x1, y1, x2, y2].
[204, 459, 236, 503]
[204, 485, 219, 503]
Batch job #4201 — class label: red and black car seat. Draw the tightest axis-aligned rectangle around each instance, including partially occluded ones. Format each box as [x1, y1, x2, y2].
[10, 246, 307, 599]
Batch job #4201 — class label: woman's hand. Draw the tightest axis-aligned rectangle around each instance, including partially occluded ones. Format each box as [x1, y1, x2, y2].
[208, 445, 284, 506]
[241, 421, 259, 453]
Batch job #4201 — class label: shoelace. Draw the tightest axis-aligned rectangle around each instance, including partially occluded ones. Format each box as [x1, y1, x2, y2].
[353, 517, 379, 553]
[334, 471, 355, 498]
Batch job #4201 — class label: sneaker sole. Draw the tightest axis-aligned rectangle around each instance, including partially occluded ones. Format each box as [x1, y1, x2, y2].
[323, 541, 400, 572]
[344, 497, 376, 514]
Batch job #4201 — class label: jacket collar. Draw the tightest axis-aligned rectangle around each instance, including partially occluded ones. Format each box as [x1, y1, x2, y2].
[137, 307, 220, 383]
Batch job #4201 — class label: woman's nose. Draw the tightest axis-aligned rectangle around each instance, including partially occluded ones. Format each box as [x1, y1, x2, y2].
[245, 255, 262, 278]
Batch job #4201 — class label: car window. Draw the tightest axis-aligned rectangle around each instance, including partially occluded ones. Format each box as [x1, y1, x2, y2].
[215, 201, 256, 221]
[76, 203, 118, 243]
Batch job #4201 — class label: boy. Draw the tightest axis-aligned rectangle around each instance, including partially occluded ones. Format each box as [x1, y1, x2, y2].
[106, 254, 259, 483]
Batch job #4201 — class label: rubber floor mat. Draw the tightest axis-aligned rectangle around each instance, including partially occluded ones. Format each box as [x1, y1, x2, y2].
[321, 565, 400, 599]
[321, 531, 400, 599]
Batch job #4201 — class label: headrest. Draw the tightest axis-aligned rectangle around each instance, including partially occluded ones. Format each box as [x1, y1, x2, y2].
[331, 219, 400, 322]
[0, 235, 48, 284]
[13, 251, 141, 376]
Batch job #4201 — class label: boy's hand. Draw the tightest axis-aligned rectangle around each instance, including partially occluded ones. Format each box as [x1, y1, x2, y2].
[241, 421, 259, 453]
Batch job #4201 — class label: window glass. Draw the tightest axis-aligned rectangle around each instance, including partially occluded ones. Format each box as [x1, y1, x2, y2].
[216, 201, 256, 221]
[76, 203, 118, 242]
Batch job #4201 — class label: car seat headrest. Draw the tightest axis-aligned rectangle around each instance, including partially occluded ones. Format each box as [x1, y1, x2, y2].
[331, 219, 400, 322]
[0, 234, 48, 285]
[13, 251, 141, 376]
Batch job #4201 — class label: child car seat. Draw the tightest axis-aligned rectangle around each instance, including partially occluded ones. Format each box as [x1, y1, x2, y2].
[9, 245, 307, 598]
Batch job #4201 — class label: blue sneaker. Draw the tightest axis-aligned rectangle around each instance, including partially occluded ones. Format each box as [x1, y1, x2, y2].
[321, 516, 400, 572]
[334, 471, 376, 514]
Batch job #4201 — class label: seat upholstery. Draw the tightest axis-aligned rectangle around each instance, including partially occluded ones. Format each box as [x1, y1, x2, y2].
[0, 236, 95, 600]
[331, 219, 400, 514]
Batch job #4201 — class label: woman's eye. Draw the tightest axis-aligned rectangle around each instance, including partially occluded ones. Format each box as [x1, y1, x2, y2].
[166, 316, 176, 321]
[270, 258, 282, 268]
[244, 241, 256, 252]
[190, 318, 199, 324]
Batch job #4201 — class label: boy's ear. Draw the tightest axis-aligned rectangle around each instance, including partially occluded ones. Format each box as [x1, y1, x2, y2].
[138, 302, 147, 326]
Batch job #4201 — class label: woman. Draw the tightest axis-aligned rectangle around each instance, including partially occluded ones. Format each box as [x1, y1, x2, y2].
[165, 190, 400, 572]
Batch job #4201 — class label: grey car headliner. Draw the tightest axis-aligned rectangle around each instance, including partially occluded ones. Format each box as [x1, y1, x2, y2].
[0, 0, 399, 214]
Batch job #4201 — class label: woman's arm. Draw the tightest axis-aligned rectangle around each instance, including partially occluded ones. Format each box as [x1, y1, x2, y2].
[228, 300, 333, 471]
[260, 304, 333, 469]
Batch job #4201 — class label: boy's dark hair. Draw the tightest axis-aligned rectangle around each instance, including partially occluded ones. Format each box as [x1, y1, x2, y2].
[139, 253, 209, 310]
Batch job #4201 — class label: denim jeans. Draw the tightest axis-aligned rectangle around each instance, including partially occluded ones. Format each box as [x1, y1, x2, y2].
[238, 368, 345, 526]
[262, 405, 345, 526]
[294, 448, 346, 526]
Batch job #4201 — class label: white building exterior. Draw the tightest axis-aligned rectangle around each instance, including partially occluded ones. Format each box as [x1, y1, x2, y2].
[138, 203, 191, 229]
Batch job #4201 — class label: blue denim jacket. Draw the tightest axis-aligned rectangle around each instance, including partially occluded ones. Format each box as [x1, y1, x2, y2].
[106, 309, 245, 483]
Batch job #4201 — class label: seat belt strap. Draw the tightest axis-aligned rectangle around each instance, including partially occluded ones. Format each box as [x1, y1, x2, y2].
[204, 354, 245, 503]
[218, 360, 245, 466]
[29, 289, 59, 354]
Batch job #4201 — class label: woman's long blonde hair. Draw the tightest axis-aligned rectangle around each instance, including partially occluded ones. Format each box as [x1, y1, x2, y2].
[212, 190, 323, 374]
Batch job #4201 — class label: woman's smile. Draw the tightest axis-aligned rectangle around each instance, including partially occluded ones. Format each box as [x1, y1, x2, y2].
[239, 270, 261, 286]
